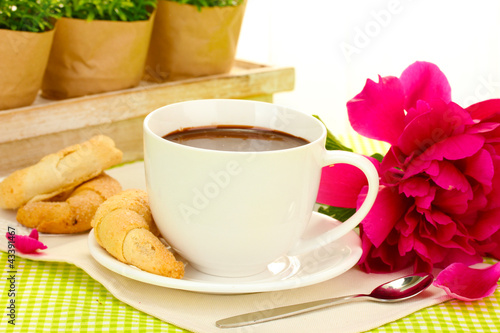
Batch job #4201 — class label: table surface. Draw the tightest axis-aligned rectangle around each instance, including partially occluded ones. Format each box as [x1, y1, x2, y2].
[1, 135, 500, 332]
[1, 253, 499, 332]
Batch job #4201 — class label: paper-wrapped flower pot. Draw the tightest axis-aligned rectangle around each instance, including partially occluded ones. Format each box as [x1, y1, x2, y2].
[144, 0, 247, 82]
[0, 29, 54, 110]
[41, 13, 155, 100]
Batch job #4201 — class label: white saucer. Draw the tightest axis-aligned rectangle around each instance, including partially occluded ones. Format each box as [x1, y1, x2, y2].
[88, 211, 362, 294]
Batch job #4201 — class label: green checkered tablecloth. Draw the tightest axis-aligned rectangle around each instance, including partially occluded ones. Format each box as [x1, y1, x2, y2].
[1, 253, 499, 332]
[1, 135, 499, 332]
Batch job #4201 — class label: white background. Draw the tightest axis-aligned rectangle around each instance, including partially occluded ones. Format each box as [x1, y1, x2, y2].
[236, 0, 500, 135]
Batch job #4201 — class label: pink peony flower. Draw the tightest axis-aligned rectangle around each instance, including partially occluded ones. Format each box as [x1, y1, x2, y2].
[317, 61, 500, 299]
[6, 228, 47, 254]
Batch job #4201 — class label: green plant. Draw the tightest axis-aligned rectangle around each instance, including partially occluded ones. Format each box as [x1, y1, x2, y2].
[0, 0, 62, 32]
[61, 0, 156, 21]
[169, 0, 244, 9]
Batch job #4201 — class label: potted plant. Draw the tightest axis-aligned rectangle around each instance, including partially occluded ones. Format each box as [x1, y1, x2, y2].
[144, 0, 247, 82]
[0, 0, 60, 110]
[41, 0, 157, 100]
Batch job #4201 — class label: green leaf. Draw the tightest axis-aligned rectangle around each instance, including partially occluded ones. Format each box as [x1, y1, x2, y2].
[0, 0, 61, 32]
[169, 0, 244, 8]
[370, 153, 384, 163]
[58, 0, 156, 22]
[317, 205, 356, 223]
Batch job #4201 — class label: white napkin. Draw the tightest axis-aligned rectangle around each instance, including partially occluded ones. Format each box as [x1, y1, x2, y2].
[0, 162, 451, 333]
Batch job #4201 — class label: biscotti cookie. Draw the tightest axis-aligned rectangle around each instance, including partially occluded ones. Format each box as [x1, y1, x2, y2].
[0, 135, 122, 209]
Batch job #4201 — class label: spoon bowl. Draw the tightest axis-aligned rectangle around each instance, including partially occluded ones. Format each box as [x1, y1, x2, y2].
[216, 273, 434, 328]
[368, 273, 434, 301]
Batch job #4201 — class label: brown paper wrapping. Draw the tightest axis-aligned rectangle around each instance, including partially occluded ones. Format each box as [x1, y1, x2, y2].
[41, 13, 155, 100]
[145, 0, 246, 82]
[0, 29, 54, 111]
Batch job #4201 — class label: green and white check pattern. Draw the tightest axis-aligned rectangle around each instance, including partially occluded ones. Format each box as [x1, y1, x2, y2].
[337, 133, 391, 157]
[0, 254, 183, 332]
[0, 253, 499, 332]
[0, 134, 499, 332]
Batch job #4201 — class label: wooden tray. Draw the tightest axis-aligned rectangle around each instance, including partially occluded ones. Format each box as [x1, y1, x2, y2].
[0, 60, 294, 176]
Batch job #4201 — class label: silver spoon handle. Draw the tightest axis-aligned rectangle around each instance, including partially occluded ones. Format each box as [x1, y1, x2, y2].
[216, 294, 367, 328]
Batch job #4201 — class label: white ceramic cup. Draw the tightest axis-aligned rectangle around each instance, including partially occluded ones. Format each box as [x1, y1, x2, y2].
[143, 99, 379, 277]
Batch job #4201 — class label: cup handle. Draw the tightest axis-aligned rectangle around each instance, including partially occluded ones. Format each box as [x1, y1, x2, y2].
[287, 150, 379, 256]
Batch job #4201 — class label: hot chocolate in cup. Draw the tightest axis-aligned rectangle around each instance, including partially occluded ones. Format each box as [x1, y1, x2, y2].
[143, 99, 379, 277]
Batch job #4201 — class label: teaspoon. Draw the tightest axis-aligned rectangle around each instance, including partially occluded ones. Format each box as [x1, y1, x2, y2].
[216, 273, 434, 328]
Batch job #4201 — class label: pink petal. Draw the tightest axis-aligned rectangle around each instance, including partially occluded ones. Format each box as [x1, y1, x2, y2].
[317, 156, 380, 208]
[404, 100, 432, 126]
[466, 122, 500, 135]
[396, 206, 420, 237]
[433, 187, 472, 215]
[347, 75, 406, 145]
[471, 208, 500, 241]
[414, 256, 433, 273]
[419, 134, 485, 162]
[429, 161, 471, 192]
[413, 237, 448, 263]
[29, 228, 39, 240]
[317, 163, 368, 208]
[5, 231, 47, 254]
[466, 100, 500, 144]
[485, 230, 500, 260]
[423, 160, 440, 177]
[466, 99, 500, 122]
[468, 187, 489, 212]
[397, 105, 473, 156]
[464, 149, 494, 188]
[485, 155, 500, 210]
[398, 232, 415, 255]
[404, 133, 484, 182]
[399, 177, 431, 197]
[380, 146, 406, 183]
[359, 185, 410, 247]
[399, 61, 452, 111]
[433, 262, 500, 301]
[433, 249, 483, 269]
[414, 187, 436, 210]
[358, 228, 416, 273]
[426, 210, 456, 242]
[398, 178, 437, 210]
[403, 157, 433, 179]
